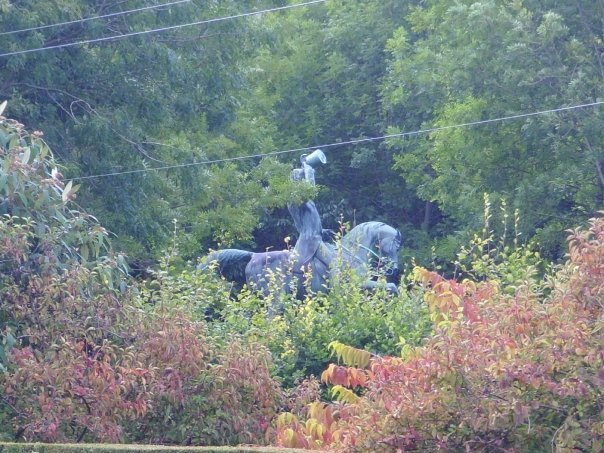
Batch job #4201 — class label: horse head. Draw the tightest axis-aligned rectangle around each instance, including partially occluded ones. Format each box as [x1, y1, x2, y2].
[340, 222, 402, 283]
[372, 223, 402, 282]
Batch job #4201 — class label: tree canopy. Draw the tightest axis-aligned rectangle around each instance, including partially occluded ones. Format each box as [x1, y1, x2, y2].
[1, 0, 602, 264]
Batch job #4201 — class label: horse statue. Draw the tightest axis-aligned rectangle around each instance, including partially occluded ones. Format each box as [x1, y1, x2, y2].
[198, 149, 401, 298]
[198, 220, 401, 298]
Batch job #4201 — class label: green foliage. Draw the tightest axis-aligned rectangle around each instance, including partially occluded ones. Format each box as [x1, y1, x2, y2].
[0, 0, 309, 259]
[204, 263, 432, 386]
[0, 118, 113, 265]
[383, 0, 604, 260]
[450, 195, 546, 293]
[3, 0, 600, 266]
[279, 218, 604, 451]
[180, 159, 316, 254]
[327, 341, 371, 369]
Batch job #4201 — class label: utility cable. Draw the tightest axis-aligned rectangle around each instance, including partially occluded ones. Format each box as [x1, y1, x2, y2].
[0, 0, 191, 37]
[69, 100, 603, 181]
[0, 0, 326, 58]
[0, 100, 601, 267]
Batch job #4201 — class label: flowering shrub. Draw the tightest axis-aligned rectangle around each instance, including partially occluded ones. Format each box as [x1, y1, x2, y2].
[275, 218, 604, 451]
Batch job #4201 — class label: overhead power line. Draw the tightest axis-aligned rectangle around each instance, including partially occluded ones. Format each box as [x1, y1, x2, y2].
[0, 0, 327, 58]
[70, 100, 604, 182]
[0, 0, 191, 37]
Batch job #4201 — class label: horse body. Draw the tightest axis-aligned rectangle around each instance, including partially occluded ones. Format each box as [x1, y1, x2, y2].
[246, 249, 293, 296]
[199, 221, 401, 297]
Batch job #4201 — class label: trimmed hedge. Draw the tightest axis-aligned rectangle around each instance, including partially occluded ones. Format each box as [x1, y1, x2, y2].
[0, 443, 309, 453]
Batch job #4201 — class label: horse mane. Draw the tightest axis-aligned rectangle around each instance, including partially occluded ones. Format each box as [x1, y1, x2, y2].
[341, 221, 392, 249]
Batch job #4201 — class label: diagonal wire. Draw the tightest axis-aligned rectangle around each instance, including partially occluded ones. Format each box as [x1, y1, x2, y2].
[70, 100, 604, 181]
[0, 0, 327, 58]
[0, 100, 601, 267]
[0, 0, 191, 36]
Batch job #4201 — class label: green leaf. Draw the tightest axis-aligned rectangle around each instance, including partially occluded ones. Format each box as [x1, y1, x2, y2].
[0, 130, 8, 149]
[330, 384, 359, 403]
[21, 147, 30, 165]
[8, 136, 18, 150]
[62, 180, 73, 203]
[80, 244, 89, 261]
[5, 331, 15, 349]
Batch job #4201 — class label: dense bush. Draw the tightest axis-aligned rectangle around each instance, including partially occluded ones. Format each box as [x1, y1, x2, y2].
[0, 114, 135, 441]
[0, 114, 283, 445]
[125, 279, 284, 446]
[274, 218, 604, 451]
[3, 112, 602, 451]
[196, 264, 432, 386]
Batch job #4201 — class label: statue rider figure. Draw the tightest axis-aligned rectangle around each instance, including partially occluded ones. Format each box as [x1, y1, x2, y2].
[288, 150, 332, 295]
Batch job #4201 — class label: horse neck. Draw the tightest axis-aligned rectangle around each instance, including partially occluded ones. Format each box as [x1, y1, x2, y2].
[342, 222, 385, 246]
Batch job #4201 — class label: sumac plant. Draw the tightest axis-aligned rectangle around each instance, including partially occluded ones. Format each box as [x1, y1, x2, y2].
[275, 218, 604, 451]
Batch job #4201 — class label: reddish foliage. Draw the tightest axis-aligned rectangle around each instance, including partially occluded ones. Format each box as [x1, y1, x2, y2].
[285, 376, 322, 418]
[276, 218, 604, 451]
[208, 339, 284, 443]
[134, 313, 208, 405]
[0, 116, 284, 445]
[321, 364, 368, 388]
[0, 249, 149, 442]
[4, 341, 150, 442]
[567, 218, 604, 310]
[128, 333, 284, 446]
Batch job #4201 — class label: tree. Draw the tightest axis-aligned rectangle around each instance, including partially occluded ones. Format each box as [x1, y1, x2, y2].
[382, 0, 604, 259]
[0, 110, 284, 444]
[0, 0, 301, 259]
[226, 0, 436, 261]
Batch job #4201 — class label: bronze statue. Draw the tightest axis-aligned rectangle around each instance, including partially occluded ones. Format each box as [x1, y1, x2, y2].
[287, 150, 333, 295]
[199, 150, 401, 298]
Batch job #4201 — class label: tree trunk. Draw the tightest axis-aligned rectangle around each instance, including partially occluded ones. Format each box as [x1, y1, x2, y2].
[422, 201, 432, 232]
